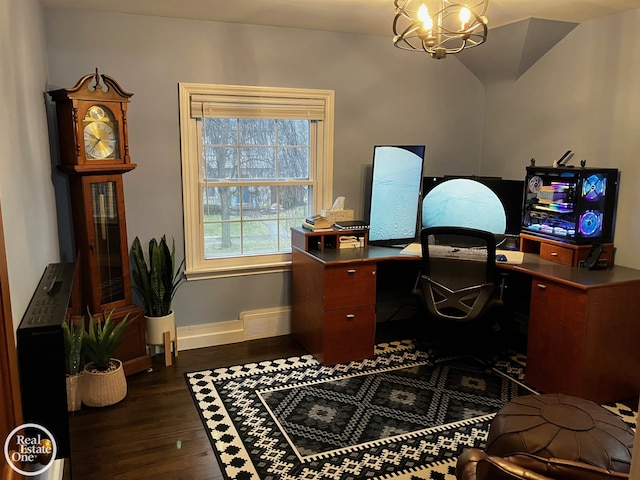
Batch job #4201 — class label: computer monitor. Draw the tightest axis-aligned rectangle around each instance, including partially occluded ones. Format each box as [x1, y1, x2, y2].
[367, 145, 425, 247]
[421, 176, 525, 247]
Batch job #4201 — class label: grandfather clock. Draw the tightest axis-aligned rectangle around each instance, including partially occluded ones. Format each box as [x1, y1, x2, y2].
[48, 69, 151, 375]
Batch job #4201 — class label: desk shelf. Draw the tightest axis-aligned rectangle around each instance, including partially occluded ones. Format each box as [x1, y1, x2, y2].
[519, 233, 613, 268]
[291, 226, 368, 252]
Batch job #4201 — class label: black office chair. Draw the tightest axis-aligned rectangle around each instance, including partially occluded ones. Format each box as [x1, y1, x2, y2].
[413, 226, 506, 365]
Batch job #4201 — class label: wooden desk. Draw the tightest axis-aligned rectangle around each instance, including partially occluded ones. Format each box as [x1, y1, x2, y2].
[291, 227, 640, 404]
[509, 260, 640, 404]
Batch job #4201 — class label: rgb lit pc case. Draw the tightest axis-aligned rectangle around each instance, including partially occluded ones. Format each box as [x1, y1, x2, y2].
[521, 166, 619, 244]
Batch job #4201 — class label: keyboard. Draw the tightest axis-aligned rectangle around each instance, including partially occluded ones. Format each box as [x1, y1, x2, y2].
[399, 243, 524, 264]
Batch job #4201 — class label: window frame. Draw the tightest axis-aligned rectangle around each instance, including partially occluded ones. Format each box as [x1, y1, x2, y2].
[178, 83, 334, 279]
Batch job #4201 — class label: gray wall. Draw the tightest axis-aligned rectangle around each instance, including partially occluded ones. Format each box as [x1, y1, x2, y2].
[42, 8, 483, 327]
[4, 3, 638, 333]
[480, 10, 640, 268]
[1, 0, 60, 330]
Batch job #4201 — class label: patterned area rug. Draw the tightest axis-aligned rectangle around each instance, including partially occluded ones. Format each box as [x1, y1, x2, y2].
[185, 341, 636, 480]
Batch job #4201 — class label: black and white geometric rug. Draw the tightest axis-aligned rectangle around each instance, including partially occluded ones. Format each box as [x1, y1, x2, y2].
[185, 340, 636, 480]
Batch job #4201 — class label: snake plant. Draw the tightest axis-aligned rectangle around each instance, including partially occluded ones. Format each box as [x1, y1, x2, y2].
[130, 235, 185, 317]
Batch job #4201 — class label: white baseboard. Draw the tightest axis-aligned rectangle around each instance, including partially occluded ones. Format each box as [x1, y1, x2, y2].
[176, 307, 291, 351]
[177, 320, 245, 351]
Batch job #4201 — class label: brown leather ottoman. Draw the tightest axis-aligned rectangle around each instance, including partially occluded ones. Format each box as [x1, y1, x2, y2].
[486, 393, 634, 472]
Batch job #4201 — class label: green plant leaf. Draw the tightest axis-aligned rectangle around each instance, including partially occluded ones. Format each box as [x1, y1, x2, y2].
[83, 309, 134, 371]
[63, 318, 85, 375]
[130, 235, 185, 317]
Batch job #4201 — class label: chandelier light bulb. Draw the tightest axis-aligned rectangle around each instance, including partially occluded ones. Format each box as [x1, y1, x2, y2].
[417, 4, 433, 31]
[459, 6, 471, 30]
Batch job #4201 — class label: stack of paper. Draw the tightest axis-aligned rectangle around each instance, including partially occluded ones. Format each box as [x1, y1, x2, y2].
[338, 235, 364, 249]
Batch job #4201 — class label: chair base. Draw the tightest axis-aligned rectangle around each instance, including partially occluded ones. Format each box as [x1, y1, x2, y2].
[413, 306, 507, 369]
[416, 344, 496, 373]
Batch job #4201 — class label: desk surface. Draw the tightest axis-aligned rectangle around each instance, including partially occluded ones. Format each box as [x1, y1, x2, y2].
[299, 245, 640, 290]
[502, 252, 640, 289]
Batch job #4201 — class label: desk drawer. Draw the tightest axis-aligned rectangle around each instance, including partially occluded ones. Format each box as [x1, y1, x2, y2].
[324, 264, 376, 310]
[540, 243, 574, 266]
[525, 279, 587, 396]
[323, 305, 375, 364]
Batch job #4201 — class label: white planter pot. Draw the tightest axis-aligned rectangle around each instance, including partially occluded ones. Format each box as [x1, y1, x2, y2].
[66, 373, 82, 412]
[145, 311, 176, 345]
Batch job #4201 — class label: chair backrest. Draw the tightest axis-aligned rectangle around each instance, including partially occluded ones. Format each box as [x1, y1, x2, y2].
[418, 226, 498, 322]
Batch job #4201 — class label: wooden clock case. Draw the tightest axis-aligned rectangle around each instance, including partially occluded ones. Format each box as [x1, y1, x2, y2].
[49, 70, 151, 375]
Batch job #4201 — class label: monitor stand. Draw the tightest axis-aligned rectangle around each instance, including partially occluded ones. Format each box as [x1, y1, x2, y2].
[369, 238, 418, 249]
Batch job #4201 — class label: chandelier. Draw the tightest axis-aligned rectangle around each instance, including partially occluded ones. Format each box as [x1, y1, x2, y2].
[393, 0, 489, 59]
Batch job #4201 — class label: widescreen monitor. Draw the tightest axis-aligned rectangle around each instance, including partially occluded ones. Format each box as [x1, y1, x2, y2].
[367, 145, 425, 247]
[421, 176, 525, 247]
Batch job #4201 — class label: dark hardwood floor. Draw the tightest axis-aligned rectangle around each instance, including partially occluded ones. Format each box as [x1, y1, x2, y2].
[68, 319, 416, 480]
[67, 318, 637, 479]
[68, 334, 306, 479]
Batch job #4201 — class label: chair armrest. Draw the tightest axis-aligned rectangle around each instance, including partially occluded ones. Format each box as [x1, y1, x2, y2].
[456, 449, 552, 480]
[456, 448, 487, 480]
[506, 454, 629, 480]
[477, 456, 553, 480]
[456, 449, 629, 480]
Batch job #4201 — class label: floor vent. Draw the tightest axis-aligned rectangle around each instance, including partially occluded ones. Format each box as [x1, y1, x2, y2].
[240, 307, 291, 340]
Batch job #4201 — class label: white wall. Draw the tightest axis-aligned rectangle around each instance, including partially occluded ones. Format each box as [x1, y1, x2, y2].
[0, 0, 59, 330]
[42, 8, 483, 328]
[480, 10, 640, 268]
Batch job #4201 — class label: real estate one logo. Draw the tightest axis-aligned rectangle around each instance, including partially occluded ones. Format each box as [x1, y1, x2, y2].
[3, 423, 57, 476]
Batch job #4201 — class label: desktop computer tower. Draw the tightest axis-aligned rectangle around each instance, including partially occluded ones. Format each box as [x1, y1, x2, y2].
[522, 166, 619, 244]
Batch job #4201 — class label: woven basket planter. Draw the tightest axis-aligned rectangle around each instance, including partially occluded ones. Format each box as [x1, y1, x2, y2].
[81, 359, 127, 407]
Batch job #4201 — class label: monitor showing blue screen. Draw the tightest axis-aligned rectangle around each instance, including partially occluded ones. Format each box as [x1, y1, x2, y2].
[367, 145, 425, 247]
[421, 176, 525, 246]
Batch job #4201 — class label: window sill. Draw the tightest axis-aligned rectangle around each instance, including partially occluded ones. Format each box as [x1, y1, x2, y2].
[185, 261, 292, 280]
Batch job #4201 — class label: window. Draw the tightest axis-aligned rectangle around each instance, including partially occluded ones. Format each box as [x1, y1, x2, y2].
[179, 83, 334, 278]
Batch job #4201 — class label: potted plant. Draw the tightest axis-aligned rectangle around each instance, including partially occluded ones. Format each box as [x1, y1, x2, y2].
[62, 317, 84, 411]
[130, 235, 185, 346]
[81, 309, 134, 407]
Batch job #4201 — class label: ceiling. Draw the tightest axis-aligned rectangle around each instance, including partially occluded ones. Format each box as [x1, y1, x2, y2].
[40, 0, 640, 37]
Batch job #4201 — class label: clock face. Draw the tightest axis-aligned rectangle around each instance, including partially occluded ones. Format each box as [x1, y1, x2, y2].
[88, 105, 106, 121]
[84, 121, 117, 159]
